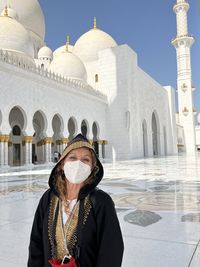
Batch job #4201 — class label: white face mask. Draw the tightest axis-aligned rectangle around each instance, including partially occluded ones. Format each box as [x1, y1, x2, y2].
[63, 160, 91, 184]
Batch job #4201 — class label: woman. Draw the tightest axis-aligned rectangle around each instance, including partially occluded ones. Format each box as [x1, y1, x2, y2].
[28, 133, 124, 267]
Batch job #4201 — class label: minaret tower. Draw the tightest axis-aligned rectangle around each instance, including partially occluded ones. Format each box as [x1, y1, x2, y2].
[172, 0, 196, 154]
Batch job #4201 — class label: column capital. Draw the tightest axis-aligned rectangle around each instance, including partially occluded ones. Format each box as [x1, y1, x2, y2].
[23, 136, 33, 143]
[60, 138, 69, 145]
[44, 137, 53, 144]
[102, 140, 108, 145]
[37, 137, 53, 146]
[0, 135, 10, 142]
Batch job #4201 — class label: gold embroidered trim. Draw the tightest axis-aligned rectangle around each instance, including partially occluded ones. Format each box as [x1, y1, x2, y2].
[56, 200, 80, 259]
[48, 194, 92, 259]
[83, 195, 92, 225]
[59, 141, 94, 162]
[48, 195, 59, 257]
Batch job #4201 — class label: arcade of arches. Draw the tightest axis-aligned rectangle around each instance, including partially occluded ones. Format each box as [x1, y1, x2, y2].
[0, 107, 108, 167]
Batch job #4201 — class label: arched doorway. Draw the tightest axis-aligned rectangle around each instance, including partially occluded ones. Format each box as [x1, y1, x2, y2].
[142, 120, 148, 157]
[81, 120, 89, 138]
[152, 112, 160, 156]
[9, 106, 26, 166]
[68, 117, 77, 141]
[33, 110, 47, 163]
[163, 126, 167, 156]
[92, 122, 99, 157]
[52, 114, 64, 161]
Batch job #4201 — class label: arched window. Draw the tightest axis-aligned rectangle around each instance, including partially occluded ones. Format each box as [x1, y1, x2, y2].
[95, 74, 99, 83]
[12, 125, 21, 136]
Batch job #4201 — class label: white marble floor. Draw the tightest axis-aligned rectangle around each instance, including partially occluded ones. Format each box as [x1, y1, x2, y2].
[0, 155, 200, 266]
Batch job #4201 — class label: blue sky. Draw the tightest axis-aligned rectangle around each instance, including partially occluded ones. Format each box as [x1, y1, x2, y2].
[39, 0, 200, 113]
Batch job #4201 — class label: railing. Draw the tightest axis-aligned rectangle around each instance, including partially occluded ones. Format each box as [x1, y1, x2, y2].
[0, 49, 106, 100]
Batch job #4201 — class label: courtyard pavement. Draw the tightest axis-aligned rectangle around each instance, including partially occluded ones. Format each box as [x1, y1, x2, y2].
[0, 155, 200, 266]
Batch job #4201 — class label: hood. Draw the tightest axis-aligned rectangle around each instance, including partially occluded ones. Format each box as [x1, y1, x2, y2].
[48, 133, 104, 199]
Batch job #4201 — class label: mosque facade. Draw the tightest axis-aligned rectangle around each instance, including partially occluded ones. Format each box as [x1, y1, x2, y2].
[0, 0, 197, 167]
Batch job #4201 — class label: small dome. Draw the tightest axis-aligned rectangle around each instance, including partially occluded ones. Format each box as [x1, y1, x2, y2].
[53, 44, 73, 58]
[49, 51, 87, 81]
[38, 46, 53, 60]
[0, 14, 34, 57]
[73, 22, 117, 62]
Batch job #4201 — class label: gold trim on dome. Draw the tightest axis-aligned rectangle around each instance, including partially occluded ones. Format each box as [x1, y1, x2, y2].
[65, 35, 70, 52]
[3, 5, 8, 17]
[93, 17, 97, 29]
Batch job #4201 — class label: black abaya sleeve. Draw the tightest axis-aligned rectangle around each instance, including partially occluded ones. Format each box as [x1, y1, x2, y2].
[94, 190, 124, 267]
[27, 189, 51, 267]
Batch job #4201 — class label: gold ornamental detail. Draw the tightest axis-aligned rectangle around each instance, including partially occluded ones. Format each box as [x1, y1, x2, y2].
[0, 135, 10, 142]
[44, 137, 53, 144]
[37, 137, 53, 146]
[23, 136, 33, 143]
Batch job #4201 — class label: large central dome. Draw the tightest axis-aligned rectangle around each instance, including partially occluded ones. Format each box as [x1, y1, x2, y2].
[0, 0, 45, 40]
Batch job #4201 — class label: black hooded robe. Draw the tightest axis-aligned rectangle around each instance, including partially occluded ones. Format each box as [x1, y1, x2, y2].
[28, 134, 124, 267]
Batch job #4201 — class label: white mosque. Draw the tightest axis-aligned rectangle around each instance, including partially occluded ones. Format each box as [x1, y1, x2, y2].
[0, 0, 198, 167]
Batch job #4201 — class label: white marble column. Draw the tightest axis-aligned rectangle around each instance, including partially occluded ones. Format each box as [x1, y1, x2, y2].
[55, 140, 62, 155]
[4, 135, 9, 167]
[23, 136, 33, 165]
[44, 137, 53, 163]
[0, 136, 5, 166]
[102, 140, 108, 159]
[61, 138, 68, 154]
[98, 140, 103, 160]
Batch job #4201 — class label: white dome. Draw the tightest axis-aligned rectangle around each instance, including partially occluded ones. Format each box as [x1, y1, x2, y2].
[53, 44, 73, 58]
[0, 15, 34, 57]
[38, 46, 53, 60]
[0, 0, 45, 40]
[49, 51, 87, 81]
[73, 28, 117, 62]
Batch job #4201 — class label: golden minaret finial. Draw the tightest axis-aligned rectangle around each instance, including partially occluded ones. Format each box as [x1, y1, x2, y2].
[4, 5, 8, 17]
[93, 17, 97, 29]
[65, 35, 70, 52]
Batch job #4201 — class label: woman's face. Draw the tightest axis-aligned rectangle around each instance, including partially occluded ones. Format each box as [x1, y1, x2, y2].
[64, 147, 93, 168]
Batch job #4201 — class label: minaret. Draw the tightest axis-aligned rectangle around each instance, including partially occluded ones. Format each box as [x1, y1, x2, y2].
[171, 0, 196, 154]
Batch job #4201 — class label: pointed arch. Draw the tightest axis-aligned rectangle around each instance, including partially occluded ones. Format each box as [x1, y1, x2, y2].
[152, 111, 160, 156]
[142, 119, 148, 157]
